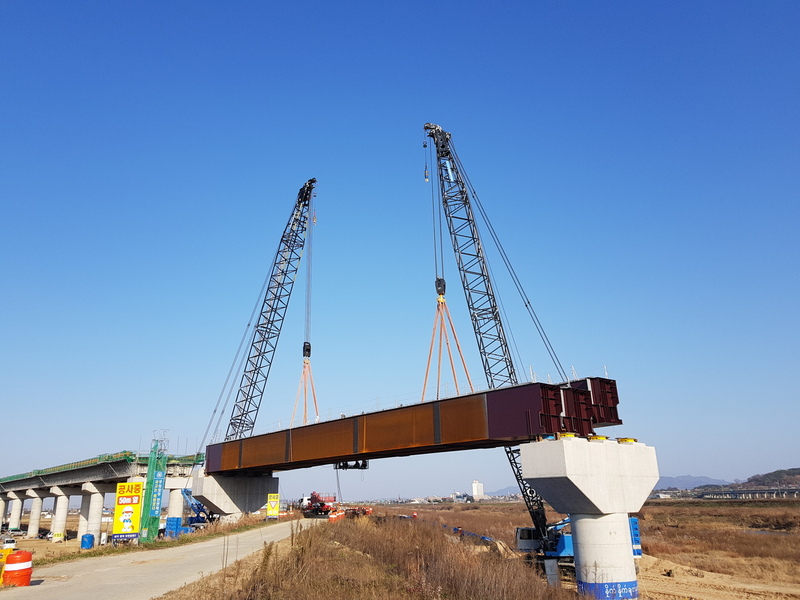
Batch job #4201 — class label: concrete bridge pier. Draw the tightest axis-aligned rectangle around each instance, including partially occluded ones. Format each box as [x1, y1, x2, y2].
[50, 485, 80, 542]
[25, 489, 50, 538]
[167, 487, 184, 519]
[191, 468, 278, 520]
[521, 437, 659, 600]
[7, 492, 23, 530]
[0, 494, 7, 525]
[164, 478, 192, 520]
[78, 483, 115, 542]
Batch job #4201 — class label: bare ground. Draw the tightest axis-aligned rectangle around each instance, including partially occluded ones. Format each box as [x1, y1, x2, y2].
[637, 554, 800, 600]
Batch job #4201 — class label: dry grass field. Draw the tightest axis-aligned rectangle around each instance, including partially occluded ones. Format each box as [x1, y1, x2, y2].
[129, 501, 800, 599]
[160, 516, 576, 600]
[636, 500, 800, 598]
[13, 500, 800, 599]
[379, 500, 800, 599]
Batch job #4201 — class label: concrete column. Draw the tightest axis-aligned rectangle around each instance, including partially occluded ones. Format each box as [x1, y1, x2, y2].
[50, 486, 80, 543]
[571, 512, 640, 596]
[0, 494, 7, 525]
[521, 437, 659, 600]
[25, 489, 49, 538]
[7, 492, 23, 530]
[81, 482, 115, 542]
[78, 495, 91, 539]
[167, 488, 184, 519]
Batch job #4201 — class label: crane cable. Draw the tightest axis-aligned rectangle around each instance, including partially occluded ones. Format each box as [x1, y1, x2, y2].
[424, 137, 445, 281]
[421, 138, 474, 401]
[291, 192, 319, 426]
[451, 145, 569, 383]
[305, 200, 315, 346]
[198, 268, 275, 453]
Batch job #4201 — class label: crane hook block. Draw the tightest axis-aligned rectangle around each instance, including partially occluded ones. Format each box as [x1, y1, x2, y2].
[435, 277, 446, 296]
[303, 342, 312, 358]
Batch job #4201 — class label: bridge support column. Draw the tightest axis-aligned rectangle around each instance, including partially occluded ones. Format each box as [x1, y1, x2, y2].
[7, 492, 23, 530]
[0, 494, 8, 524]
[50, 486, 80, 543]
[521, 437, 659, 600]
[25, 489, 49, 538]
[167, 487, 184, 519]
[191, 468, 278, 520]
[80, 483, 115, 542]
[78, 494, 91, 540]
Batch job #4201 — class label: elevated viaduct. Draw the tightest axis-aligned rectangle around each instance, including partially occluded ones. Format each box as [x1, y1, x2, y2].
[698, 488, 800, 499]
[0, 452, 200, 541]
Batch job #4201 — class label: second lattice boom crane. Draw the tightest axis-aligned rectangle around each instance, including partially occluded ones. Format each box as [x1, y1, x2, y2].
[424, 123, 553, 547]
[224, 178, 317, 441]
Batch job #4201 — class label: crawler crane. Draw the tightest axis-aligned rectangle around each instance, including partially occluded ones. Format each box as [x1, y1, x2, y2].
[424, 123, 564, 553]
[224, 178, 317, 441]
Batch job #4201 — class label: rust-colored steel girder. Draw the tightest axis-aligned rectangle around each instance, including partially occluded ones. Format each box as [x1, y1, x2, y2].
[205, 377, 622, 475]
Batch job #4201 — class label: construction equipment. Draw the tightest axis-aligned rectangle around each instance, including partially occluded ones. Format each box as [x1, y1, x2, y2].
[300, 491, 333, 518]
[516, 516, 642, 566]
[516, 518, 572, 560]
[424, 123, 562, 554]
[224, 178, 317, 441]
[181, 488, 214, 526]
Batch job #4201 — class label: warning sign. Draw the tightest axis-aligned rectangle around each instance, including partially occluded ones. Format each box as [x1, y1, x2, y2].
[112, 481, 143, 540]
[266, 493, 280, 519]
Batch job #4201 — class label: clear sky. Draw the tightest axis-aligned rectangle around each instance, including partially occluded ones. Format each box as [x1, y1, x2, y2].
[2, 1, 798, 501]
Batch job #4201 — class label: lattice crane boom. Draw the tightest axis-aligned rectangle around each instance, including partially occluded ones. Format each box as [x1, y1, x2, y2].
[424, 123, 550, 542]
[224, 178, 317, 441]
[424, 123, 517, 389]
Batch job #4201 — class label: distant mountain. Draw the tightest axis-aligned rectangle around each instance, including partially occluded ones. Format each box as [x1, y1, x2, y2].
[745, 468, 800, 487]
[488, 485, 521, 496]
[486, 469, 799, 496]
[655, 475, 729, 490]
[492, 476, 731, 494]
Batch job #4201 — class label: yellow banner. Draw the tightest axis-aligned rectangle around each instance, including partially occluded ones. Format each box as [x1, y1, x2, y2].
[112, 481, 144, 540]
[266, 493, 280, 518]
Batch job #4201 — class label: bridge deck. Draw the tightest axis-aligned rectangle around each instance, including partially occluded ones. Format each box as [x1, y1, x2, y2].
[0, 453, 204, 493]
[206, 377, 622, 474]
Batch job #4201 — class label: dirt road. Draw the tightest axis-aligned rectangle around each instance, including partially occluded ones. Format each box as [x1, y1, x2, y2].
[0, 521, 303, 600]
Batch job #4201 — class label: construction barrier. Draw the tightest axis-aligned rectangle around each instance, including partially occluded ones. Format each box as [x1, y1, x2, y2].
[3, 551, 33, 587]
[0, 547, 14, 584]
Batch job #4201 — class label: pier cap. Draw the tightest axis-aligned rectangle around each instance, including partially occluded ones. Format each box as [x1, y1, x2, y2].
[520, 437, 659, 514]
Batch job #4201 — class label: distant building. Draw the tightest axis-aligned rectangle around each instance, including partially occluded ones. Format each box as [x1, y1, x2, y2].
[472, 480, 488, 500]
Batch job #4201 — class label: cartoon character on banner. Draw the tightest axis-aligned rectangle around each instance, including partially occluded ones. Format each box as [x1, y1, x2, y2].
[120, 506, 135, 532]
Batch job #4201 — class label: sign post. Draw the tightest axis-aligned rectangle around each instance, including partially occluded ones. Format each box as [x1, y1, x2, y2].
[149, 470, 166, 517]
[111, 481, 143, 542]
[266, 493, 280, 519]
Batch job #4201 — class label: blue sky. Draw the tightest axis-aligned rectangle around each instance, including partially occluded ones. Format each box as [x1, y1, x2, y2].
[2, 1, 798, 501]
